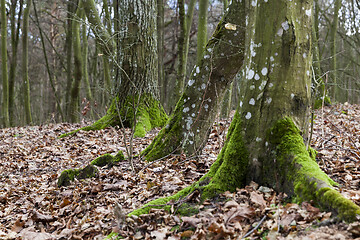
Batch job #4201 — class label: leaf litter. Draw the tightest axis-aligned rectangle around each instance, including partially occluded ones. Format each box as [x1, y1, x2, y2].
[0, 103, 359, 239]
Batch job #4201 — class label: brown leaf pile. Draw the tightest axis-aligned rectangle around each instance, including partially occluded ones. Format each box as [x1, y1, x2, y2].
[0, 104, 358, 239]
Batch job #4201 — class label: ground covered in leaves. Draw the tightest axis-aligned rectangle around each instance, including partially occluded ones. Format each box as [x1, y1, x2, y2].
[0, 103, 360, 239]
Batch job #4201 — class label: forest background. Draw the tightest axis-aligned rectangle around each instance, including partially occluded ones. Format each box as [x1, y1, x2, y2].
[1, 0, 360, 127]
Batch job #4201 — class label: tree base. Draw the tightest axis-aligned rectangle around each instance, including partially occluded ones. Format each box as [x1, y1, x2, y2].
[60, 94, 167, 138]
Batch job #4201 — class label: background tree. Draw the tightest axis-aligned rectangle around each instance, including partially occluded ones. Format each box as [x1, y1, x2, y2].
[1, 0, 10, 127]
[22, 0, 32, 124]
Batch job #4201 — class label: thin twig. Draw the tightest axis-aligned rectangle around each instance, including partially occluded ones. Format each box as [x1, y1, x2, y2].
[241, 215, 267, 239]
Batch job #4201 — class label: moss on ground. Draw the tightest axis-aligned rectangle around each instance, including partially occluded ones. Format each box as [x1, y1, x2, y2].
[91, 151, 125, 167]
[60, 94, 167, 138]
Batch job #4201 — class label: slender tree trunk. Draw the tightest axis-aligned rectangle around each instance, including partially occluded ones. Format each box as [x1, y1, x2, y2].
[330, 0, 341, 100]
[197, 0, 209, 63]
[22, 0, 32, 124]
[9, 0, 23, 126]
[69, 2, 83, 123]
[142, 0, 246, 160]
[65, 0, 75, 120]
[1, 0, 10, 127]
[157, 0, 165, 107]
[102, 0, 112, 96]
[32, 0, 64, 121]
[173, 0, 187, 108]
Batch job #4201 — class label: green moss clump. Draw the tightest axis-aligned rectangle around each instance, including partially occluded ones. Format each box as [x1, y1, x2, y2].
[57, 165, 98, 187]
[141, 95, 185, 161]
[268, 117, 360, 222]
[57, 169, 80, 187]
[91, 153, 114, 167]
[176, 203, 199, 216]
[114, 151, 125, 162]
[308, 147, 317, 162]
[77, 164, 98, 179]
[60, 94, 167, 138]
[200, 111, 248, 199]
[314, 96, 331, 109]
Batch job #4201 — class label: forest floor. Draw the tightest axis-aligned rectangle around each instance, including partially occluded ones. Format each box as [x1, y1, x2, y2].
[1, 103, 360, 240]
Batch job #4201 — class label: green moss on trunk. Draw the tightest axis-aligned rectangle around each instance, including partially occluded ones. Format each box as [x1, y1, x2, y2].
[60, 94, 167, 138]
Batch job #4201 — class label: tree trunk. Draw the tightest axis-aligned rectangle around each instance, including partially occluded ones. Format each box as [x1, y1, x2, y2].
[9, 0, 23, 126]
[1, 0, 10, 127]
[133, 0, 360, 222]
[197, 0, 209, 63]
[330, 0, 341, 100]
[157, 0, 165, 107]
[69, 2, 83, 123]
[22, 0, 32, 124]
[61, 0, 167, 138]
[142, 0, 246, 161]
[65, 0, 75, 121]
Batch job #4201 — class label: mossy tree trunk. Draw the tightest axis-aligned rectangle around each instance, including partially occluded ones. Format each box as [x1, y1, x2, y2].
[1, 0, 10, 127]
[22, 0, 32, 124]
[142, 0, 246, 161]
[62, 0, 167, 138]
[134, 0, 360, 222]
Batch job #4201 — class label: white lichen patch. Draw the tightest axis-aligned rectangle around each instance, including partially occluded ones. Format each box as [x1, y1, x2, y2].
[303, 53, 307, 59]
[251, 0, 257, 7]
[204, 104, 209, 111]
[305, 9, 312, 17]
[259, 81, 267, 90]
[188, 79, 195, 86]
[192, 104, 196, 108]
[269, 83, 274, 88]
[183, 107, 190, 113]
[245, 112, 252, 119]
[249, 98, 255, 105]
[239, 101, 243, 107]
[266, 97, 272, 104]
[250, 85, 255, 90]
[247, 69, 255, 79]
[255, 73, 260, 80]
[281, 21, 289, 31]
[261, 67, 268, 76]
[204, 55, 210, 59]
[291, 93, 295, 99]
[196, 66, 200, 74]
[185, 117, 193, 130]
[270, 56, 274, 62]
[256, 137, 262, 142]
[201, 83, 206, 90]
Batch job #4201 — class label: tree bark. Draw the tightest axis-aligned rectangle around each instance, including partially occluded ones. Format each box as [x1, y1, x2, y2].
[22, 0, 32, 124]
[69, 2, 83, 123]
[61, 0, 167, 138]
[330, 0, 341, 100]
[1, 0, 10, 127]
[132, 0, 360, 222]
[142, 0, 246, 160]
[9, 0, 23, 126]
[197, 0, 209, 63]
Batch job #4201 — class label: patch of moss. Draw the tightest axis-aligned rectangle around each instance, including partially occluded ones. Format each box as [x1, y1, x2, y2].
[176, 203, 200, 216]
[91, 153, 114, 167]
[60, 94, 167, 138]
[314, 96, 331, 109]
[57, 169, 80, 187]
[200, 111, 248, 199]
[141, 95, 185, 161]
[77, 164, 98, 179]
[57, 165, 98, 187]
[268, 117, 360, 222]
